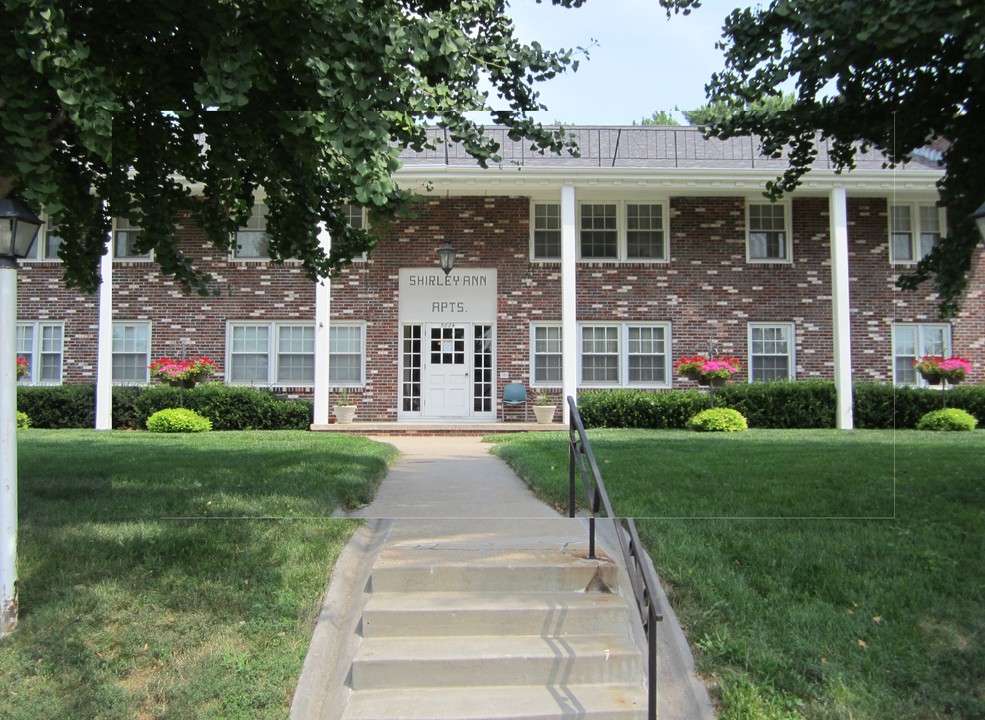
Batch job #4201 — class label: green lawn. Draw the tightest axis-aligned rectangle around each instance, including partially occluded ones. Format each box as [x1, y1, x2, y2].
[0, 430, 398, 720]
[491, 429, 985, 720]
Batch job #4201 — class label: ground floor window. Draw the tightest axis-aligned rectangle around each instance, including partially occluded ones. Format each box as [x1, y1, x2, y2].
[893, 323, 950, 385]
[579, 323, 670, 387]
[112, 322, 151, 383]
[16, 322, 64, 384]
[531, 325, 563, 385]
[402, 325, 422, 412]
[474, 325, 493, 412]
[227, 321, 364, 386]
[749, 323, 795, 382]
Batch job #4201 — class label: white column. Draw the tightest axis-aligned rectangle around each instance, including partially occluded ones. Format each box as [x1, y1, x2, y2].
[0, 263, 18, 635]
[560, 184, 577, 423]
[312, 224, 332, 427]
[829, 187, 854, 430]
[94, 230, 113, 430]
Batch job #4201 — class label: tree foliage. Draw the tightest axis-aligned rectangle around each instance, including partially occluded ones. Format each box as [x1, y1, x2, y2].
[633, 110, 681, 126]
[704, 0, 985, 317]
[682, 93, 796, 125]
[0, 0, 592, 293]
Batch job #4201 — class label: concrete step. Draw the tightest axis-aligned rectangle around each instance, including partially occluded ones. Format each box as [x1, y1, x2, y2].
[360, 590, 629, 638]
[350, 634, 642, 690]
[340, 683, 647, 719]
[368, 553, 618, 593]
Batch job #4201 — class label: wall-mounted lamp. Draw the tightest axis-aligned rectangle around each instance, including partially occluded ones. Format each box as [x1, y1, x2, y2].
[437, 241, 456, 275]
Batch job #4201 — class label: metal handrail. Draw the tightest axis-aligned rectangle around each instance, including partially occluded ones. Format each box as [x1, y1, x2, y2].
[567, 395, 663, 719]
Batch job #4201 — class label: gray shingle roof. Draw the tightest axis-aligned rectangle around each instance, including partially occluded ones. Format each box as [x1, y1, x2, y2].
[398, 126, 941, 172]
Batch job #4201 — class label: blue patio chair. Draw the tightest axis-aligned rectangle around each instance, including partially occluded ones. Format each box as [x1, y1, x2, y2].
[502, 383, 529, 421]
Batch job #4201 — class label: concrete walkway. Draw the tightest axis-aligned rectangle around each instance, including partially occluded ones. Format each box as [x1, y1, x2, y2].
[292, 435, 716, 720]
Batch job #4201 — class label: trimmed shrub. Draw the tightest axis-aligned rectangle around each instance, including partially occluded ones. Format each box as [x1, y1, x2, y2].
[916, 408, 978, 432]
[16, 385, 95, 428]
[578, 389, 710, 429]
[146, 408, 213, 433]
[714, 380, 836, 429]
[687, 407, 749, 432]
[16, 411, 30, 429]
[134, 384, 312, 430]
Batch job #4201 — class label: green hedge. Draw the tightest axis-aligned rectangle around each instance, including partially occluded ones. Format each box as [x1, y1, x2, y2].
[17, 384, 312, 430]
[576, 381, 985, 430]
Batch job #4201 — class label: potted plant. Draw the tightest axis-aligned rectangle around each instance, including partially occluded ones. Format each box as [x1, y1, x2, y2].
[533, 390, 557, 424]
[333, 387, 357, 424]
[676, 355, 741, 386]
[149, 356, 218, 388]
[913, 355, 971, 385]
[16, 357, 29, 381]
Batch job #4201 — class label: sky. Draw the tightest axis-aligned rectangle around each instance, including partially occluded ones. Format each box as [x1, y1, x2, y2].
[503, 0, 747, 125]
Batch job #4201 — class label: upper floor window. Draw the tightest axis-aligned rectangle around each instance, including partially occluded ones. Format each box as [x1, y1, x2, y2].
[893, 323, 950, 386]
[112, 322, 151, 383]
[233, 204, 270, 259]
[114, 217, 151, 260]
[580, 203, 618, 259]
[23, 216, 63, 262]
[747, 202, 790, 262]
[890, 203, 943, 263]
[16, 322, 64, 384]
[532, 203, 562, 260]
[749, 323, 795, 382]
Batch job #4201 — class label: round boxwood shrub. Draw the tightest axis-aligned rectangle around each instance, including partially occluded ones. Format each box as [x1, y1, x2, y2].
[146, 408, 213, 433]
[16, 411, 30, 430]
[916, 408, 978, 432]
[687, 407, 748, 432]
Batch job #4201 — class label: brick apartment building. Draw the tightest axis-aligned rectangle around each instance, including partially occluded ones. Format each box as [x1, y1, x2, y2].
[14, 126, 984, 425]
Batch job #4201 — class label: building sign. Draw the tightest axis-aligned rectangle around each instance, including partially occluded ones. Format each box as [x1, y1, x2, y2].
[399, 268, 497, 322]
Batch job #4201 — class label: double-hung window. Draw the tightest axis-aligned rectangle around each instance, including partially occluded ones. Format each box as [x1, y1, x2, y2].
[227, 321, 365, 386]
[233, 204, 270, 259]
[532, 203, 562, 260]
[749, 323, 795, 382]
[23, 216, 63, 261]
[114, 217, 151, 260]
[112, 322, 151, 383]
[531, 325, 563, 385]
[16, 322, 64, 384]
[893, 323, 950, 385]
[747, 202, 790, 261]
[531, 200, 668, 262]
[578, 323, 670, 387]
[890, 203, 943, 263]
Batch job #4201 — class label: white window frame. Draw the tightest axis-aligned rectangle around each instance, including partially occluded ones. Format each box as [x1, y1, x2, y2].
[112, 321, 152, 384]
[748, 323, 796, 382]
[22, 214, 63, 262]
[530, 202, 563, 261]
[329, 324, 366, 386]
[889, 202, 945, 264]
[530, 323, 563, 386]
[113, 217, 152, 261]
[232, 204, 271, 260]
[226, 321, 365, 387]
[575, 201, 669, 263]
[577, 322, 671, 388]
[16, 321, 64, 384]
[344, 203, 370, 262]
[892, 323, 951, 386]
[746, 201, 792, 263]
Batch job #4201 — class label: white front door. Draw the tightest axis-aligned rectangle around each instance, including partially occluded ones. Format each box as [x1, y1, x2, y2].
[424, 324, 471, 418]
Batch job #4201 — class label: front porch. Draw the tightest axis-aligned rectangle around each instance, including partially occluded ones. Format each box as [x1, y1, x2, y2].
[310, 421, 565, 436]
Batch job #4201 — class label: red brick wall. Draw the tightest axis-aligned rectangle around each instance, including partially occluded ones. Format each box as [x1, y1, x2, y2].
[16, 194, 983, 420]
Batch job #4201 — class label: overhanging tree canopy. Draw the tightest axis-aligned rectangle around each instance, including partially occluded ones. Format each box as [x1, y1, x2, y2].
[1, 0, 591, 293]
[703, 0, 985, 317]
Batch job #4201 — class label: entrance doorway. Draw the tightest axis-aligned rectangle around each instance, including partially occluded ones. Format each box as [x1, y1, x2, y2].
[401, 323, 494, 420]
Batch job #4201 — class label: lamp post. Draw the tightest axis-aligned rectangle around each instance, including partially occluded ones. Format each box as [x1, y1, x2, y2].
[0, 198, 43, 637]
[436, 241, 456, 275]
